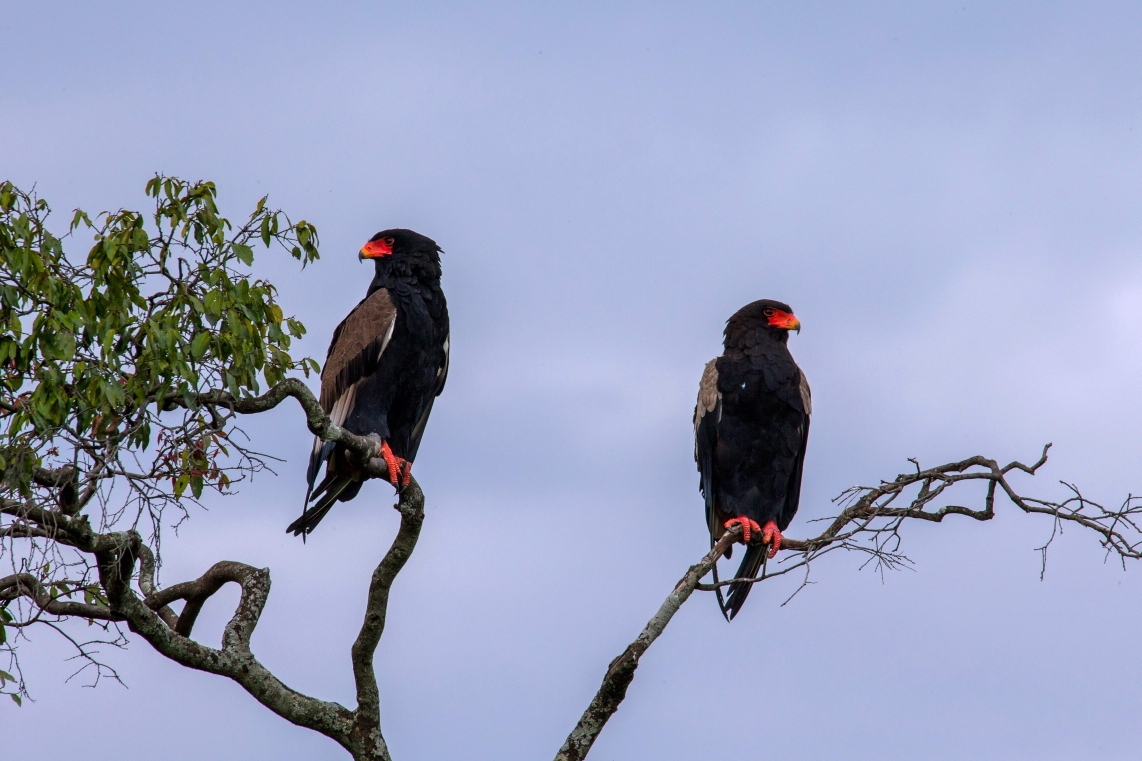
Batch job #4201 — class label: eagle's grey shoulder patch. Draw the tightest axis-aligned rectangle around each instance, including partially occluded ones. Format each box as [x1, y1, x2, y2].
[798, 367, 812, 415]
[694, 358, 721, 427]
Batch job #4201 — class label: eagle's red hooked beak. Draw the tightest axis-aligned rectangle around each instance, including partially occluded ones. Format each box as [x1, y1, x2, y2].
[767, 309, 801, 333]
[359, 235, 395, 260]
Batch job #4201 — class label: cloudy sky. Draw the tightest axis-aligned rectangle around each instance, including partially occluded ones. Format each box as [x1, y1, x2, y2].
[5, 2, 1142, 759]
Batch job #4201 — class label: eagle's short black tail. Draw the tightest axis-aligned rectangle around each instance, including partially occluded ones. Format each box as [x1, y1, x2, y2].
[722, 542, 767, 620]
[286, 474, 361, 537]
[712, 561, 730, 621]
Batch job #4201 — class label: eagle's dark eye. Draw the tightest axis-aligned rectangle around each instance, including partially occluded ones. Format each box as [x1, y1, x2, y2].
[763, 307, 775, 316]
[384, 237, 395, 246]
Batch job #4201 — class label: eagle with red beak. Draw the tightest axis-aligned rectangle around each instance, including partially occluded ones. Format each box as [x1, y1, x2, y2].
[694, 299, 810, 619]
[287, 229, 449, 537]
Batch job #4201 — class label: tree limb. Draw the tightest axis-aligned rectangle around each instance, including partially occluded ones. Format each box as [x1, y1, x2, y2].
[78, 482, 424, 761]
[95, 530, 359, 750]
[142, 560, 268, 637]
[554, 525, 743, 761]
[0, 573, 122, 621]
[135, 542, 178, 629]
[555, 446, 1142, 760]
[349, 479, 425, 758]
[170, 379, 394, 481]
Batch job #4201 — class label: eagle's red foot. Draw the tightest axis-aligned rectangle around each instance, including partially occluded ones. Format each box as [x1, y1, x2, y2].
[724, 517, 762, 544]
[760, 520, 783, 558]
[380, 441, 412, 489]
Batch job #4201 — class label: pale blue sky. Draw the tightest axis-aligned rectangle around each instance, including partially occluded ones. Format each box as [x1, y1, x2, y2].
[5, 3, 1142, 759]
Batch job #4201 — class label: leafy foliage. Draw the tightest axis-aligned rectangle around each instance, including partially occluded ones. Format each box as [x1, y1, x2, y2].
[0, 177, 319, 496]
[0, 177, 321, 700]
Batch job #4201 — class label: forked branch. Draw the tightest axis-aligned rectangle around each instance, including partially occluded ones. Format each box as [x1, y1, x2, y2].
[105, 481, 425, 761]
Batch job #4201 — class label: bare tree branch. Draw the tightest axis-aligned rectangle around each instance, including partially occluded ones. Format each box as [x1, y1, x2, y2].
[99, 483, 423, 761]
[554, 526, 743, 761]
[555, 445, 1142, 761]
[140, 560, 268, 637]
[348, 481, 425, 757]
[169, 379, 394, 481]
[4, 483, 424, 760]
[0, 573, 121, 620]
[91, 528, 357, 751]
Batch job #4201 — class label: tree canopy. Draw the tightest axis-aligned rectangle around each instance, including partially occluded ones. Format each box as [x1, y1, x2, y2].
[0, 177, 318, 700]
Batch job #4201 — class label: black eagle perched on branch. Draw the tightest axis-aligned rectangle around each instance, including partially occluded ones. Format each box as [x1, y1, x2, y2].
[287, 229, 449, 537]
[694, 299, 810, 619]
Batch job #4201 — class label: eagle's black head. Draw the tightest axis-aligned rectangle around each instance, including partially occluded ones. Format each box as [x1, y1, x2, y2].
[724, 299, 801, 347]
[359, 228, 443, 282]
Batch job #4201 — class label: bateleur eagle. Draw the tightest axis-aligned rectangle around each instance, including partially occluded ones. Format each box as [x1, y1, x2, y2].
[287, 229, 449, 537]
[694, 299, 810, 619]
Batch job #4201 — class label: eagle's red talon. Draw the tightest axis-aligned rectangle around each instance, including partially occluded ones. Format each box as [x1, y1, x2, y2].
[724, 517, 762, 544]
[380, 441, 409, 489]
[760, 520, 783, 558]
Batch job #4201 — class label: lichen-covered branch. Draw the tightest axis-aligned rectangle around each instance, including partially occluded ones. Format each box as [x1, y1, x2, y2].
[2, 369, 425, 760]
[1, 479, 427, 759]
[98, 483, 422, 761]
[554, 525, 743, 761]
[348, 480, 425, 759]
[92, 529, 358, 749]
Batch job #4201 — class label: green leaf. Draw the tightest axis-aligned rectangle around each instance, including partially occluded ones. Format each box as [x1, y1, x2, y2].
[233, 243, 254, 266]
[190, 331, 211, 358]
[70, 209, 92, 231]
[10, 693, 22, 706]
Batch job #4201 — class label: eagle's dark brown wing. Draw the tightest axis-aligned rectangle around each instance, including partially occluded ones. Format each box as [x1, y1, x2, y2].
[320, 288, 398, 415]
[305, 288, 397, 489]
